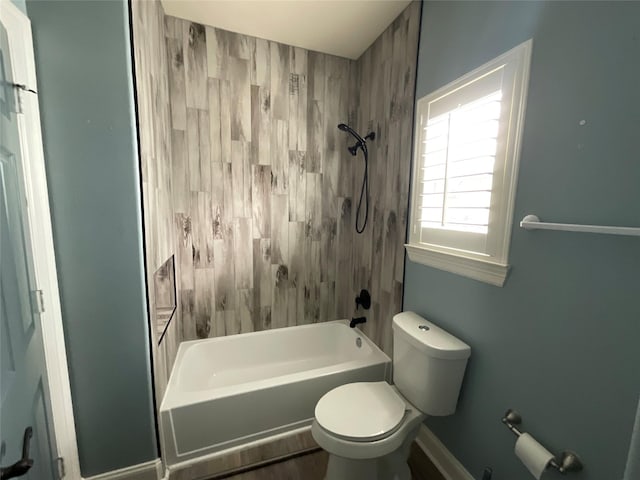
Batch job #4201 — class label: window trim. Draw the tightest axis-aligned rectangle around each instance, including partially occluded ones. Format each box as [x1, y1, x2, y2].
[406, 40, 532, 286]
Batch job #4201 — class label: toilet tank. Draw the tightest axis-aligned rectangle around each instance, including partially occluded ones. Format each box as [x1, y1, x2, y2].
[392, 312, 470, 416]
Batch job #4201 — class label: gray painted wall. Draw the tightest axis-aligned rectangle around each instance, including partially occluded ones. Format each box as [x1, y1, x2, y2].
[26, 0, 158, 476]
[404, 2, 640, 479]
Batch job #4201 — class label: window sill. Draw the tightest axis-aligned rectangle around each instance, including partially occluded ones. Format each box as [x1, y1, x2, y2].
[404, 244, 509, 287]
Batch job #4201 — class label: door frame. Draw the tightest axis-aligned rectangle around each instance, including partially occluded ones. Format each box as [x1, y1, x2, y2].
[1, 2, 81, 478]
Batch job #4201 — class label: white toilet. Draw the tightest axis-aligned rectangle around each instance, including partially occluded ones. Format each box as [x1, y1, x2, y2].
[311, 311, 471, 480]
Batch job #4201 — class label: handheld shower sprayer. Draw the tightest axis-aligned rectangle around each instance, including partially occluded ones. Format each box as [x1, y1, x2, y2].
[338, 123, 375, 156]
[337, 123, 376, 233]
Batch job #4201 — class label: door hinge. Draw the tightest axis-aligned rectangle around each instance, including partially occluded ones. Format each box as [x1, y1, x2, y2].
[31, 290, 45, 314]
[55, 457, 65, 479]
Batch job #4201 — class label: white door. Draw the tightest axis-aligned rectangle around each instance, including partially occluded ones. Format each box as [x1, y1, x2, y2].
[0, 18, 58, 480]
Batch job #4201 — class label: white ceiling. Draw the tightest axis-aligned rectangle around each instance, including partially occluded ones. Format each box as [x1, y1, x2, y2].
[161, 0, 412, 60]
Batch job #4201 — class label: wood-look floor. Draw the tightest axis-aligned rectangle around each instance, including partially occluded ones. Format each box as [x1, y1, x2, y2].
[217, 451, 327, 480]
[217, 443, 446, 480]
[407, 443, 446, 480]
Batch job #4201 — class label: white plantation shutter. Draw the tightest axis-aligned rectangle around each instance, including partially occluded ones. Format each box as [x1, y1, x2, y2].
[420, 89, 502, 235]
[407, 40, 532, 285]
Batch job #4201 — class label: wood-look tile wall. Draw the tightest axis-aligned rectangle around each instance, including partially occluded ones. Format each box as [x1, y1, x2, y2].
[165, 17, 363, 341]
[353, 1, 421, 354]
[165, 4, 420, 351]
[133, 1, 421, 411]
[132, 0, 420, 473]
[131, 0, 180, 404]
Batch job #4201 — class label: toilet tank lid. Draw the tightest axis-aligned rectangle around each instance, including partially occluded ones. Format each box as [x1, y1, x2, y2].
[393, 312, 471, 360]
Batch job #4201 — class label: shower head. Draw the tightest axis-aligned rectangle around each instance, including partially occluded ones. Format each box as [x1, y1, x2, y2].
[337, 123, 366, 146]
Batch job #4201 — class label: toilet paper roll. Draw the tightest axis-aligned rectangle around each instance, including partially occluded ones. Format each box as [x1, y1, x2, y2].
[515, 433, 555, 479]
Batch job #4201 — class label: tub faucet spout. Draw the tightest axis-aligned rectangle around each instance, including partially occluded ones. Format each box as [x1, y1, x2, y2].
[350, 316, 366, 328]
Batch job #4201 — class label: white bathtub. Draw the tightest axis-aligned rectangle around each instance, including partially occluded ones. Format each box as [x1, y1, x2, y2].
[159, 320, 391, 467]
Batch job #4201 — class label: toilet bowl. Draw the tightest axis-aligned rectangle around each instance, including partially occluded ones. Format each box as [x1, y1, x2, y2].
[313, 382, 425, 458]
[312, 312, 471, 480]
[312, 382, 424, 480]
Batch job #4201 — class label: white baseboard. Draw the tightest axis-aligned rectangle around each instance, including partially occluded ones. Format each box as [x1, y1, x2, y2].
[415, 425, 475, 480]
[84, 459, 164, 480]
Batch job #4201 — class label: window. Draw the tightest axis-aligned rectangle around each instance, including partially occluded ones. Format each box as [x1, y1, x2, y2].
[406, 40, 532, 286]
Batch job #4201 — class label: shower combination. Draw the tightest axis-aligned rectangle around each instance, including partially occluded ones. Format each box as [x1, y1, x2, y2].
[337, 123, 375, 234]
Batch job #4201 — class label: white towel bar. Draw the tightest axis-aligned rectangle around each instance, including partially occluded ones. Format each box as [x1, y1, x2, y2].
[520, 215, 640, 237]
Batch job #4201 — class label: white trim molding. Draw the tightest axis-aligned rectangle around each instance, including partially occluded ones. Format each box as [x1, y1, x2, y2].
[406, 40, 532, 287]
[415, 425, 475, 480]
[0, 2, 81, 478]
[84, 459, 164, 480]
[405, 244, 509, 287]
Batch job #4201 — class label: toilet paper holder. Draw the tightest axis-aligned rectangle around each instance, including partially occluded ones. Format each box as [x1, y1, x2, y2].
[502, 409, 584, 474]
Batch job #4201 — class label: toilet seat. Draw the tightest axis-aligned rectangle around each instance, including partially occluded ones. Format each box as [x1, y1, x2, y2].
[315, 382, 406, 442]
